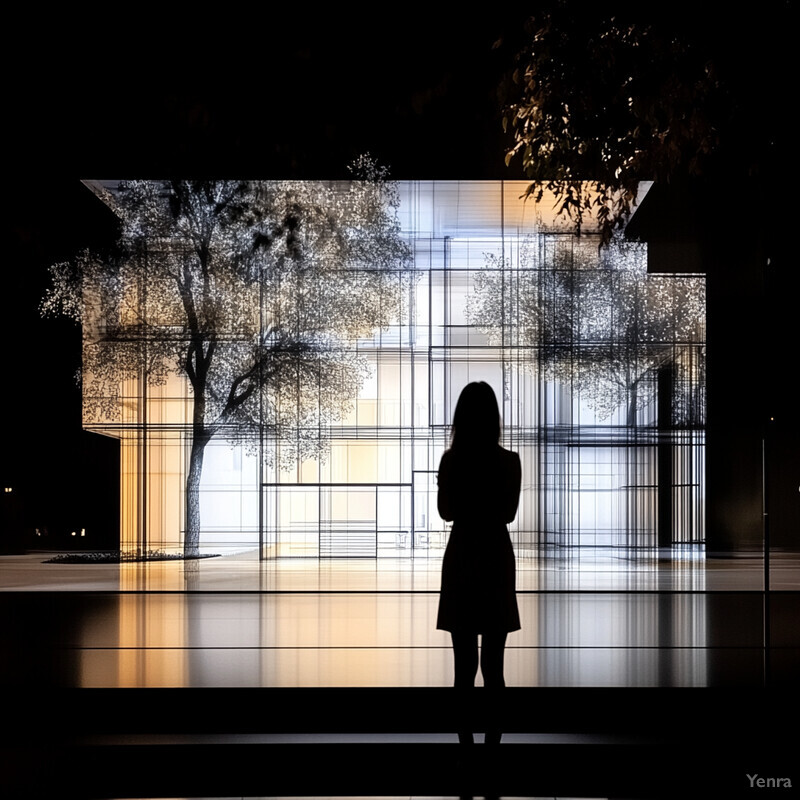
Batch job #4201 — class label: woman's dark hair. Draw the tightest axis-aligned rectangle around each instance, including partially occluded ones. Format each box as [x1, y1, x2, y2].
[450, 381, 501, 449]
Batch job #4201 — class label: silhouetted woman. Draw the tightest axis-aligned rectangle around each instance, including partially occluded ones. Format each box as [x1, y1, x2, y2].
[436, 381, 521, 744]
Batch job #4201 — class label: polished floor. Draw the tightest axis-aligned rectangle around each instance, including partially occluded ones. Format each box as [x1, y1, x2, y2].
[1, 548, 798, 689]
[6, 589, 795, 688]
[3, 546, 799, 592]
[2, 549, 798, 799]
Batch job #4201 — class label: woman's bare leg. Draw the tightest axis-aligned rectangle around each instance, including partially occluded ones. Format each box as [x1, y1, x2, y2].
[451, 631, 479, 743]
[480, 631, 507, 688]
[480, 632, 508, 744]
[452, 631, 479, 687]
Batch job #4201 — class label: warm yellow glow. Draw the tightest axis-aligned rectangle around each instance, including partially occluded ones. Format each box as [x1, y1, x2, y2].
[115, 595, 187, 687]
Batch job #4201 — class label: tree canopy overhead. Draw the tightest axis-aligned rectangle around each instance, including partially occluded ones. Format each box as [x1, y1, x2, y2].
[499, 0, 792, 240]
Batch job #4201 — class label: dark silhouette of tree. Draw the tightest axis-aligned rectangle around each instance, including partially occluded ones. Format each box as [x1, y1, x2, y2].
[498, 1, 791, 241]
[42, 163, 412, 556]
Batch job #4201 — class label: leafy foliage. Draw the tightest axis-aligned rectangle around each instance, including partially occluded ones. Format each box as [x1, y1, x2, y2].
[468, 235, 705, 424]
[42, 165, 413, 553]
[500, 2, 733, 241]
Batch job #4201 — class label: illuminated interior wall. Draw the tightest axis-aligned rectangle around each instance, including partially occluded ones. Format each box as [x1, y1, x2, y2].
[88, 371, 192, 552]
[83, 181, 706, 555]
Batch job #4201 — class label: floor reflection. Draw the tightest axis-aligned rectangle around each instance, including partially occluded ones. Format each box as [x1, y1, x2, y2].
[1, 549, 797, 690]
[0, 589, 790, 689]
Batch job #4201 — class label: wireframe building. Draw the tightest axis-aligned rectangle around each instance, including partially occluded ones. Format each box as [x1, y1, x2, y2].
[80, 181, 706, 558]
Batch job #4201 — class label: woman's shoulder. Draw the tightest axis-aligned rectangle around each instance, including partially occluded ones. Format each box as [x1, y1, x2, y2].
[497, 447, 521, 477]
[496, 445, 520, 462]
[440, 445, 519, 470]
[442, 445, 517, 459]
[437, 449, 455, 475]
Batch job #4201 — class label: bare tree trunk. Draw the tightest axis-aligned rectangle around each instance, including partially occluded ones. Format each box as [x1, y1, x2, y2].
[627, 378, 638, 428]
[184, 425, 210, 558]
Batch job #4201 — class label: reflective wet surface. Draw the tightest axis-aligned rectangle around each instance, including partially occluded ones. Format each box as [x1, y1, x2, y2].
[2, 590, 797, 689]
[3, 546, 799, 593]
[2, 550, 798, 799]
[2, 550, 798, 689]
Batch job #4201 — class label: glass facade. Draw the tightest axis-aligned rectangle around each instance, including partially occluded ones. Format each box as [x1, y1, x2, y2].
[83, 181, 706, 557]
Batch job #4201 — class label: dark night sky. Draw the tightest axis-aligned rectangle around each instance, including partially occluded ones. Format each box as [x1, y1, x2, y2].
[4, 5, 794, 541]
